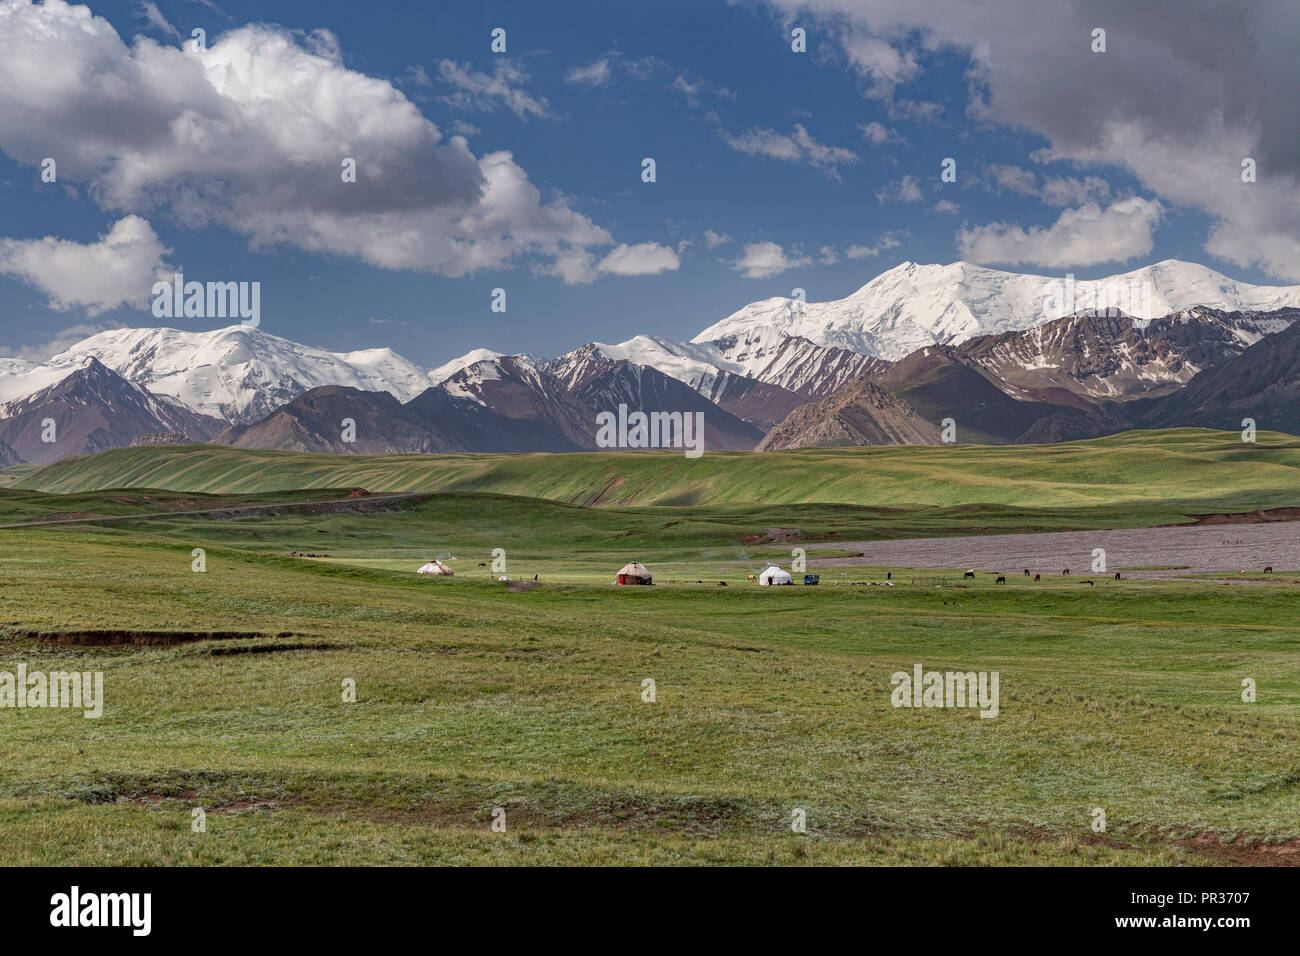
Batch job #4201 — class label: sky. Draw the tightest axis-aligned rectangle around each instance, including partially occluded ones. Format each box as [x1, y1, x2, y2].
[0, 0, 1296, 369]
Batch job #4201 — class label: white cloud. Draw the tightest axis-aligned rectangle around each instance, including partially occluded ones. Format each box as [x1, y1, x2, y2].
[846, 231, 904, 259]
[437, 59, 552, 119]
[722, 123, 858, 178]
[0, 321, 124, 362]
[985, 164, 1112, 207]
[597, 242, 681, 276]
[763, 0, 1300, 279]
[704, 229, 732, 248]
[135, 0, 179, 40]
[732, 241, 812, 279]
[0, 216, 172, 314]
[931, 199, 959, 214]
[875, 175, 923, 203]
[565, 58, 613, 86]
[0, 1, 661, 283]
[957, 197, 1164, 269]
[858, 121, 902, 145]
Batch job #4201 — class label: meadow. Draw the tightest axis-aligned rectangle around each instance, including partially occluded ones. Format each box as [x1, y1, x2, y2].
[2, 436, 1298, 865]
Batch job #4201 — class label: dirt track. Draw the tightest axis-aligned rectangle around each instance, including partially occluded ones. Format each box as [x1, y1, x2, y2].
[810, 521, 1300, 578]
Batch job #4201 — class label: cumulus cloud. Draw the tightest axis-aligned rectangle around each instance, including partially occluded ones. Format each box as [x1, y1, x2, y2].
[722, 123, 858, 178]
[957, 197, 1164, 268]
[0, 1, 661, 283]
[0, 216, 172, 314]
[703, 229, 732, 248]
[764, 0, 1300, 279]
[931, 199, 959, 214]
[985, 164, 1112, 207]
[438, 59, 552, 119]
[732, 241, 812, 279]
[596, 242, 681, 276]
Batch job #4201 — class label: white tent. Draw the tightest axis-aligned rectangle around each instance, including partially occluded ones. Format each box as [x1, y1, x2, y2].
[758, 565, 793, 586]
[417, 560, 454, 576]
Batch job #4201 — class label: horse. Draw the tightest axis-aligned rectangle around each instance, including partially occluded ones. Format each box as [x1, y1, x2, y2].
[1265, 566, 1273, 573]
[1062, 568, 1070, 575]
[1114, 572, 1121, 580]
[963, 570, 975, 579]
[1033, 574, 1040, 582]
[995, 576, 1006, 584]
[747, 574, 756, 581]
[1023, 569, 1030, 576]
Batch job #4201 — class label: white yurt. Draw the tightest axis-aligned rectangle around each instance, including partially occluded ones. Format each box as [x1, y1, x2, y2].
[758, 565, 793, 586]
[417, 559, 454, 576]
[613, 561, 653, 585]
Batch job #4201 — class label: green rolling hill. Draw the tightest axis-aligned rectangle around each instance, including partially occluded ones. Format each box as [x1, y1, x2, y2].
[7, 428, 1300, 515]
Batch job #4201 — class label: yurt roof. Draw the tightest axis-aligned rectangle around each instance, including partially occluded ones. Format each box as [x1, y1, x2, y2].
[616, 561, 651, 576]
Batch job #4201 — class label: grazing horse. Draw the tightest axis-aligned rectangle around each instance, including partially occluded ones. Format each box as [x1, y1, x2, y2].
[963, 570, 976, 579]
[478, 562, 486, 568]
[995, 576, 1006, 584]
[747, 574, 756, 581]
[1033, 574, 1040, 582]
[717, 581, 727, 587]
[1023, 568, 1030, 576]
[1265, 566, 1273, 573]
[1062, 568, 1070, 575]
[1114, 572, 1121, 580]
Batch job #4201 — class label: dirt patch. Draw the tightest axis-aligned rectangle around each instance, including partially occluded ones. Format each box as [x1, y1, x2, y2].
[1185, 507, 1300, 525]
[206, 642, 343, 656]
[346, 487, 371, 498]
[131, 790, 290, 814]
[1178, 832, 1300, 866]
[21, 629, 301, 646]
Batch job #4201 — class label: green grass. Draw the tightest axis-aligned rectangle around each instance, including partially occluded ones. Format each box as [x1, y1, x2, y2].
[1, 481, 1297, 865]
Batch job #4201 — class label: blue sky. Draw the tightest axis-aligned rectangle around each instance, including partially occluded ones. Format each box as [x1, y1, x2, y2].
[0, 0, 1293, 367]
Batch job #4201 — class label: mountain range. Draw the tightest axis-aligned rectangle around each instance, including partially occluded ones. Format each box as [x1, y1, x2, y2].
[3, 258, 1300, 465]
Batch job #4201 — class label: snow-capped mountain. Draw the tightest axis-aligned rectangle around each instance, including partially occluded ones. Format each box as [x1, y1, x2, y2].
[0, 358, 223, 464]
[546, 331, 885, 403]
[693, 260, 1300, 361]
[48, 325, 444, 423]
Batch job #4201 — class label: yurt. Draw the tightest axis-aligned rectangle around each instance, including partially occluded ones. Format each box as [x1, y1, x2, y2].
[417, 559, 454, 576]
[757, 565, 793, 586]
[614, 561, 653, 585]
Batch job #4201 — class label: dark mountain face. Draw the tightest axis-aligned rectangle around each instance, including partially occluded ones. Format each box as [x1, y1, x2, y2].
[439, 356, 595, 449]
[696, 372, 808, 431]
[217, 385, 467, 454]
[1132, 318, 1300, 432]
[575, 361, 764, 450]
[872, 346, 1092, 443]
[955, 307, 1300, 401]
[0, 358, 223, 464]
[0, 436, 22, 467]
[757, 376, 939, 450]
[404, 386, 587, 452]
